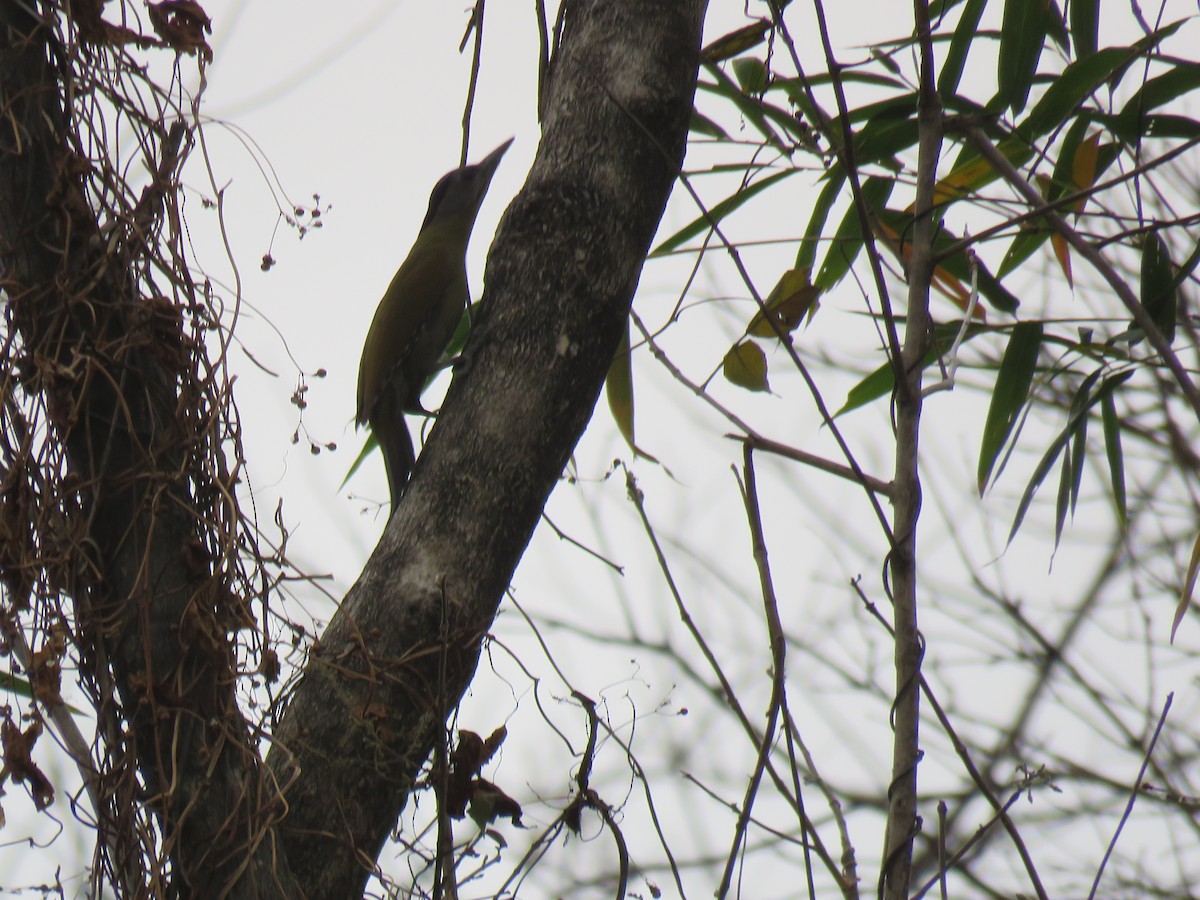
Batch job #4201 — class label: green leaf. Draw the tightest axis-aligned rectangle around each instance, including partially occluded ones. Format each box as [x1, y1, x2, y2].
[979, 322, 1043, 494]
[835, 319, 990, 416]
[1006, 370, 1132, 545]
[853, 115, 919, 170]
[1124, 57, 1200, 116]
[815, 176, 894, 291]
[606, 320, 635, 450]
[1112, 51, 1200, 139]
[698, 64, 788, 154]
[797, 167, 845, 275]
[937, 0, 988, 98]
[1015, 45, 1132, 143]
[1140, 232, 1177, 345]
[1069, 0, 1098, 59]
[1045, 0, 1069, 53]
[1054, 442, 1071, 552]
[690, 109, 730, 140]
[933, 138, 1032, 207]
[1142, 114, 1200, 140]
[341, 433, 377, 491]
[834, 91, 919, 126]
[998, 223, 1054, 280]
[1171, 236, 1200, 292]
[747, 270, 821, 337]
[929, 0, 968, 18]
[997, 119, 1107, 280]
[733, 57, 769, 94]
[0, 670, 36, 702]
[650, 168, 795, 256]
[0, 671, 85, 714]
[1100, 390, 1126, 529]
[997, 0, 1049, 114]
[1067, 379, 1089, 516]
[875, 207, 1021, 313]
[838, 361, 898, 417]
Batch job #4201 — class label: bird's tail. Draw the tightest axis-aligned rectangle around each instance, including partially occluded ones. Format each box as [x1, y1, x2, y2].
[370, 391, 416, 519]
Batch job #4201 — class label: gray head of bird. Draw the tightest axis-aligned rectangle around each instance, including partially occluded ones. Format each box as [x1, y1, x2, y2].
[420, 138, 514, 233]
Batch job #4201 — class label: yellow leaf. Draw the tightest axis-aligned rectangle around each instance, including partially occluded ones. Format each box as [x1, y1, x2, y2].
[931, 140, 1029, 206]
[1171, 530, 1200, 643]
[747, 268, 821, 337]
[723, 340, 770, 392]
[701, 19, 771, 63]
[873, 218, 976, 314]
[1052, 232, 1073, 288]
[1070, 131, 1101, 214]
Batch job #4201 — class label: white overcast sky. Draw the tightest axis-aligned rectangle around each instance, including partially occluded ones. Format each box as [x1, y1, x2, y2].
[5, 1, 1200, 896]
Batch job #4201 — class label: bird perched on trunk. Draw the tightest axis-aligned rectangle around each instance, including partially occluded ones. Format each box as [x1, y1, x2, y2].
[357, 139, 512, 517]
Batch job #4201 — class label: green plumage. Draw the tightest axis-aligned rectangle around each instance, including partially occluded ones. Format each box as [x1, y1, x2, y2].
[357, 139, 511, 516]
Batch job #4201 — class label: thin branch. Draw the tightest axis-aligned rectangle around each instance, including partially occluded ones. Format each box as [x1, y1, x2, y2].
[1087, 692, 1174, 900]
[735, 433, 894, 498]
[716, 449, 789, 898]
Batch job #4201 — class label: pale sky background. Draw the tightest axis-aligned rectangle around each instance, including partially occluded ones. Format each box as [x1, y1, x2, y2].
[4, 1, 1200, 897]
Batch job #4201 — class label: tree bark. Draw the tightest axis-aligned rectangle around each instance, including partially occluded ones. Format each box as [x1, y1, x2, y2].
[2, 0, 704, 896]
[265, 0, 706, 896]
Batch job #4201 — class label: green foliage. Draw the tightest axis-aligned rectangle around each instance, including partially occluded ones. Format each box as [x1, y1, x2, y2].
[646, 6, 1200, 896]
[1139, 232, 1178, 345]
[979, 322, 1043, 495]
[681, 0, 1200, 554]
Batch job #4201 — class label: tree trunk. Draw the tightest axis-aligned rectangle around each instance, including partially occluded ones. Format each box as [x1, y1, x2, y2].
[0, 6, 297, 897]
[265, 1, 706, 895]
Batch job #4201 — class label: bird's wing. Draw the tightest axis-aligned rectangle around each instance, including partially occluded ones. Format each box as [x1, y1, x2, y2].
[356, 241, 456, 426]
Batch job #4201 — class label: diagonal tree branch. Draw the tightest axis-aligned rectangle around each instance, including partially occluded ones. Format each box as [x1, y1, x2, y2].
[265, 1, 708, 896]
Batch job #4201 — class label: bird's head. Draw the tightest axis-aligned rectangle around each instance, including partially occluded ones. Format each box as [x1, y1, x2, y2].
[420, 138, 514, 233]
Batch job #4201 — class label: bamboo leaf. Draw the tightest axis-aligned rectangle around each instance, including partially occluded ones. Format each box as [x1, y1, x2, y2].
[997, 0, 1048, 114]
[1069, 0, 1098, 59]
[733, 57, 769, 94]
[1139, 232, 1178, 345]
[746, 270, 821, 337]
[1006, 371, 1132, 545]
[701, 19, 771, 63]
[1068, 382, 1088, 516]
[853, 113, 919, 169]
[606, 320, 635, 450]
[937, 0, 988, 98]
[698, 63, 789, 154]
[932, 138, 1031, 206]
[690, 109, 730, 140]
[651, 169, 794, 256]
[1054, 442, 1071, 553]
[797, 167, 845, 275]
[1172, 532, 1200, 643]
[979, 322, 1043, 494]
[836, 320, 989, 416]
[1016, 45, 1129, 142]
[1100, 390, 1126, 529]
[814, 176, 894, 290]
[341, 434, 377, 491]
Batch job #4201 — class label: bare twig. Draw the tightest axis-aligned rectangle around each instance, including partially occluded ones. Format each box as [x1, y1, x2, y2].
[1087, 692, 1174, 899]
[716, 449, 789, 898]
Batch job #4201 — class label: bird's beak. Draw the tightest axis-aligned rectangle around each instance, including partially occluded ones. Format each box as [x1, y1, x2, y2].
[474, 138, 514, 180]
